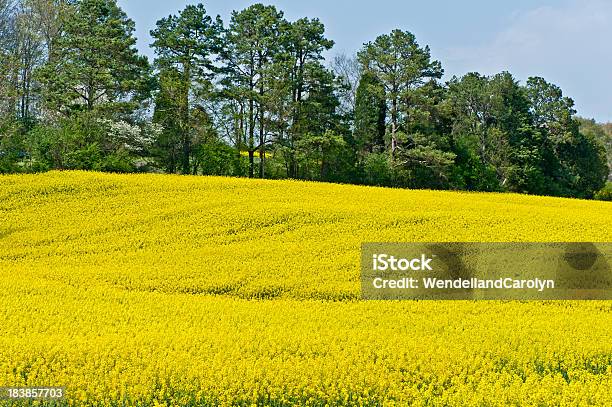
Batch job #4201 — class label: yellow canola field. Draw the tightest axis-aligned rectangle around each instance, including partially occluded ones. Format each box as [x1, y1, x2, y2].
[0, 171, 611, 406]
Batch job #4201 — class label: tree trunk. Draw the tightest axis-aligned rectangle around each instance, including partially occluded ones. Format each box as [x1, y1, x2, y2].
[391, 97, 398, 158]
[248, 150, 255, 178]
[287, 60, 305, 179]
[259, 83, 265, 179]
[248, 64, 255, 178]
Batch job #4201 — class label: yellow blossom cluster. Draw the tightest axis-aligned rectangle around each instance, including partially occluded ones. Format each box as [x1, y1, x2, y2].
[0, 171, 610, 406]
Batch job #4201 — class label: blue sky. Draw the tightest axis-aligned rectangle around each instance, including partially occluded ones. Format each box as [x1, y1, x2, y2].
[117, 0, 612, 122]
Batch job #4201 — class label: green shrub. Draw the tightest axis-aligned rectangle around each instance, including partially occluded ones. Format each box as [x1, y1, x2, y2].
[362, 152, 393, 186]
[594, 182, 612, 201]
[195, 141, 246, 177]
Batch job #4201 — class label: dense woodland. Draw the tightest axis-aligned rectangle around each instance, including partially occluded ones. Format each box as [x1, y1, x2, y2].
[1, 0, 611, 199]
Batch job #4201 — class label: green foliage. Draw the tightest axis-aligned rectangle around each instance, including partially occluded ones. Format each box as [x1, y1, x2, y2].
[0, 1, 609, 201]
[395, 133, 456, 189]
[594, 182, 612, 201]
[450, 141, 501, 191]
[357, 29, 443, 153]
[566, 130, 608, 198]
[295, 63, 346, 140]
[223, 3, 286, 178]
[195, 141, 246, 177]
[151, 67, 183, 173]
[97, 149, 134, 173]
[578, 118, 611, 182]
[354, 71, 386, 154]
[357, 30, 443, 103]
[443, 72, 608, 197]
[295, 130, 348, 181]
[221, 4, 339, 180]
[37, 0, 151, 115]
[151, 4, 222, 75]
[27, 111, 138, 172]
[525, 78, 608, 198]
[0, 119, 27, 173]
[151, 4, 223, 175]
[361, 152, 393, 186]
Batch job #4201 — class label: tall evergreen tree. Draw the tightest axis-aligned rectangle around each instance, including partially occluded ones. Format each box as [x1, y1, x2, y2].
[354, 70, 386, 155]
[37, 0, 151, 116]
[151, 66, 183, 174]
[223, 4, 286, 178]
[357, 30, 443, 156]
[283, 17, 334, 177]
[150, 3, 222, 174]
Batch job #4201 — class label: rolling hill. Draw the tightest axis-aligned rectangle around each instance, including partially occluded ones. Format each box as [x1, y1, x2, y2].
[1, 171, 611, 406]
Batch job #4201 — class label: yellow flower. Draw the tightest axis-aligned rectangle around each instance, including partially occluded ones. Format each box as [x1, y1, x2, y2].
[0, 170, 610, 405]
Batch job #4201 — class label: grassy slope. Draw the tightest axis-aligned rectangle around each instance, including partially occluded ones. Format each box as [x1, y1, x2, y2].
[0, 171, 611, 405]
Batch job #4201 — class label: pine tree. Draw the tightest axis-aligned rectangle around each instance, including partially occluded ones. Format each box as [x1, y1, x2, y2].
[354, 70, 386, 155]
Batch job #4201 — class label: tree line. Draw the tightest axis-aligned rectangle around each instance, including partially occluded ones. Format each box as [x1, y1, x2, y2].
[1, 0, 610, 199]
